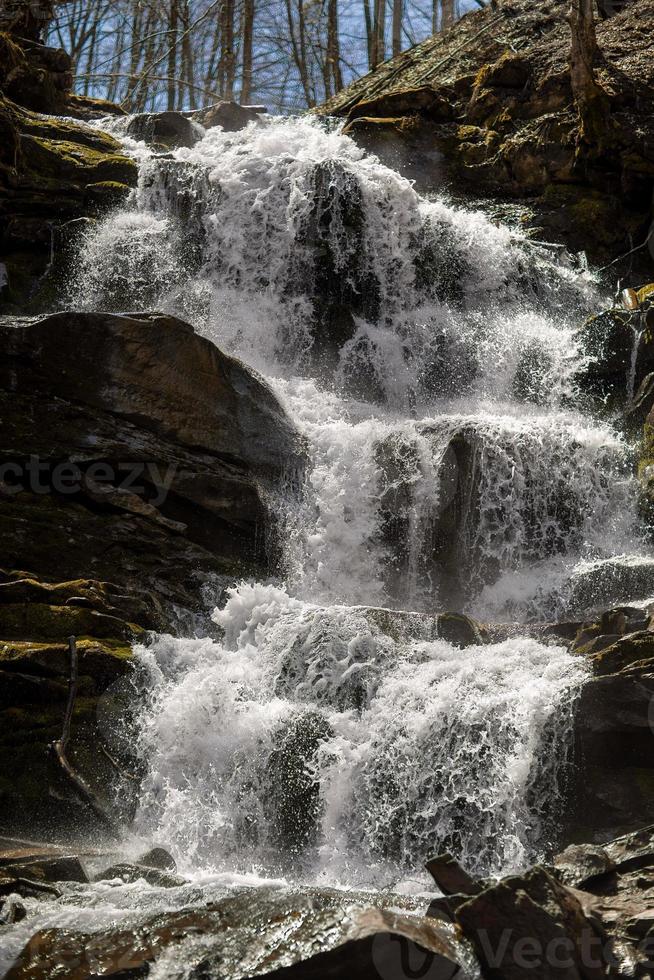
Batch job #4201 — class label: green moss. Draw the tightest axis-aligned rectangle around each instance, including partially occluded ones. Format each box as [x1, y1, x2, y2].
[0, 602, 142, 642]
[21, 133, 137, 187]
[19, 109, 124, 154]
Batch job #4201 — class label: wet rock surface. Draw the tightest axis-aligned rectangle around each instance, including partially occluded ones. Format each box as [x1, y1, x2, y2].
[3, 885, 470, 980]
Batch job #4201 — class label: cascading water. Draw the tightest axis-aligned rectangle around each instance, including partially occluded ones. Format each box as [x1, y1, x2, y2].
[71, 113, 652, 885]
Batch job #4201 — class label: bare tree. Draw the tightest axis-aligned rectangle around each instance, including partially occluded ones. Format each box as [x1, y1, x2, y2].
[371, 0, 385, 68]
[44, 0, 469, 114]
[240, 0, 255, 101]
[392, 0, 402, 57]
[568, 0, 609, 143]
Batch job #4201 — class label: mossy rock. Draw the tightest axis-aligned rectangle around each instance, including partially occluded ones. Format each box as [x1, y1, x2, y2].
[20, 133, 136, 187]
[436, 612, 485, 648]
[0, 637, 133, 687]
[0, 602, 142, 642]
[574, 629, 654, 676]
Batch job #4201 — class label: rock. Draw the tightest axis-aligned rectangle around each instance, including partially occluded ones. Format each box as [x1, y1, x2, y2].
[0, 33, 72, 114]
[574, 300, 654, 408]
[0, 95, 137, 311]
[0, 584, 137, 840]
[474, 51, 531, 90]
[345, 85, 454, 124]
[424, 852, 482, 895]
[553, 844, 615, 888]
[136, 846, 176, 872]
[436, 613, 484, 648]
[126, 111, 203, 149]
[261, 712, 333, 857]
[0, 873, 61, 901]
[0, 311, 302, 603]
[556, 827, 654, 976]
[192, 100, 265, 131]
[564, 636, 654, 844]
[93, 862, 186, 888]
[4, 886, 469, 980]
[0, 311, 300, 479]
[455, 866, 606, 980]
[0, 855, 88, 884]
[319, 0, 654, 271]
[626, 370, 654, 431]
[342, 115, 445, 187]
[563, 557, 654, 618]
[0, 895, 26, 924]
[0, 311, 302, 836]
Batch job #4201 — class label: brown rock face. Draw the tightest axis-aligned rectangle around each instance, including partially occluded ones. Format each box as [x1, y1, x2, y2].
[0, 95, 137, 311]
[319, 0, 654, 273]
[0, 311, 303, 603]
[0, 310, 302, 838]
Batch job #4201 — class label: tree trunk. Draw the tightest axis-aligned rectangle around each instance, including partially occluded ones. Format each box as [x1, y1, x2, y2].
[327, 0, 343, 92]
[371, 0, 385, 68]
[392, 0, 402, 56]
[440, 0, 455, 30]
[568, 0, 609, 144]
[181, 0, 196, 109]
[219, 0, 236, 100]
[167, 0, 178, 111]
[241, 0, 255, 103]
[363, 0, 374, 69]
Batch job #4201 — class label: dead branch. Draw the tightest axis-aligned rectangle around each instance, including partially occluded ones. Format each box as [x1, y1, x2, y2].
[49, 636, 121, 838]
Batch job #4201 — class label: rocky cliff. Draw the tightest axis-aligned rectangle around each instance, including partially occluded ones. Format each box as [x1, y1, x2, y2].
[319, 0, 654, 275]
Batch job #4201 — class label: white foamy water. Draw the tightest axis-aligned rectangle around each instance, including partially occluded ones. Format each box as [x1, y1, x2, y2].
[63, 114, 652, 884]
[131, 583, 587, 885]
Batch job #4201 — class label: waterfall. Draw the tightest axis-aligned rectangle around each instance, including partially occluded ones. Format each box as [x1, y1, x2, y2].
[131, 585, 586, 884]
[74, 114, 651, 884]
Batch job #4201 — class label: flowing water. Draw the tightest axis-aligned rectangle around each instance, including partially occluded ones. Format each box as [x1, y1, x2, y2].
[60, 115, 652, 887]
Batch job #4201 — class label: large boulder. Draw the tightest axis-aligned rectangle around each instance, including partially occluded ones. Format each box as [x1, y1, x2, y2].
[455, 866, 606, 980]
[126, 111, 203, 149]
[0, 311, 302, 837]
[0, 311, 303, 607]
[192, 100, 265, 131]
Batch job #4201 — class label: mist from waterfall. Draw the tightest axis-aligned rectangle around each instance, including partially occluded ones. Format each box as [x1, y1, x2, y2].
[72, 114, 651, 885]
